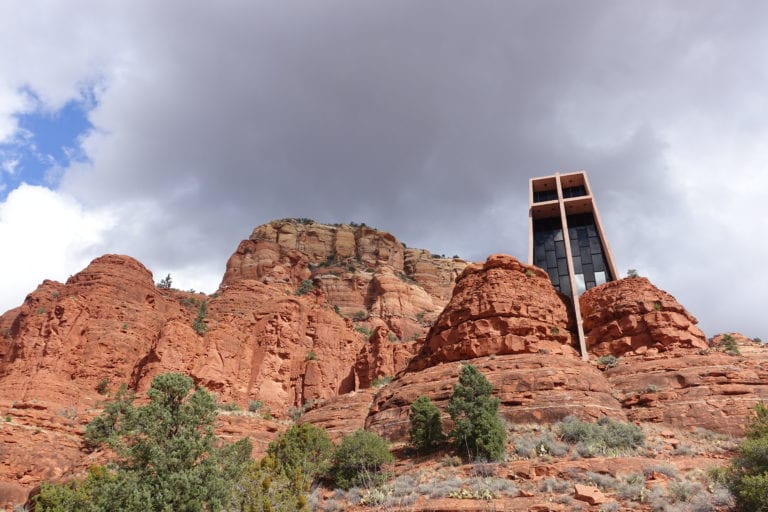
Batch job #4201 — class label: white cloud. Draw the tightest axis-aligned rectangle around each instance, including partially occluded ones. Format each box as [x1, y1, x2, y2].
[0, 184, 114, 311]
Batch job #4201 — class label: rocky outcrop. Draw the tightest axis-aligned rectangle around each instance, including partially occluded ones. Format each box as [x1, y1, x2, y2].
[220, 219, 466, 341]
[0, 252, 363, 502]
[580, 277, 708, 356]
[408, 254, 578, 371]
[299, 389, 378, 441]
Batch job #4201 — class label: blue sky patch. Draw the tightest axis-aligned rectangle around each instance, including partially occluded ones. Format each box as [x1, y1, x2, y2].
[0, 89, 94, 200]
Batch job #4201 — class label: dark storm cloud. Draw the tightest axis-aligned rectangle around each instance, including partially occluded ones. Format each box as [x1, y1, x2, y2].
[13, 0, 763, 337]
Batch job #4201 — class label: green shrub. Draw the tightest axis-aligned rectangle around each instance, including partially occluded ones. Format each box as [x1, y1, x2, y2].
[447, 365, 507, 461]
[596, 355, 619, 368]
[352, 310, 367, 321]
[248, 400, 263, 412]
[371, 375, 393, 387]
[354, 326, 373, 337]
[306, 351, 317, 361]
[235, 456, 309, 511]
[295, 279, 314, 296]
[728, 402, 768, 511]
[96, 378, 110, 396]
[157, 273, 172, 289]
[719, 334, 741, 356]
[331, 430, 394, 490]
[409, 396, 445, 454]
[267, 423, 333, 492]
[192, 301, 208, 335]
[627, 269, 639, 278]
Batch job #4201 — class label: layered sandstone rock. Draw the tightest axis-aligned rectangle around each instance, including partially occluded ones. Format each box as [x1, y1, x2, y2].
[580, 277, 708, 356]
[605, 348, 768, 435]
[408, 254, 579, 371]
[220, 219, 466, 341]
[355, 255, 620, 442]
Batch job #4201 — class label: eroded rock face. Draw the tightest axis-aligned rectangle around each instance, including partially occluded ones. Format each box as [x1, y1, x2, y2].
[408, 254, 579, 371]
[353, 326, 419, 389]
[580, 277, 708, 357]
[220, 219, 467, 342]
[0, 253, 363, 503]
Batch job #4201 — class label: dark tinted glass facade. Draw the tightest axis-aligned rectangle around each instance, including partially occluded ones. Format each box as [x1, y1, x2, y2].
[532, 217, 571, 297]
[533, 212, 612, 296]
[566, 213, 612, 294]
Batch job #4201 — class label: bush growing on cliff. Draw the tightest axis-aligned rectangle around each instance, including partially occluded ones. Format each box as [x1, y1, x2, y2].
[447, 365, 506, 461]
[409, 396, 445, 454]
[38, 373, 251, 512]
[295, 279, 314, 296]
[192, 300, 208, 335]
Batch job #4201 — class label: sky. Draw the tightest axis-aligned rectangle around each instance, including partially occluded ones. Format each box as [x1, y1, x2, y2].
[0, 1, 766, 338]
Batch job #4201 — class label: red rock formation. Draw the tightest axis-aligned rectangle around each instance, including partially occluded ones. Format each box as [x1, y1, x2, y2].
[220, 219, 466, 341]
[605, 348, 768, 435]
[0, 252, 364, 504]
[2, 222, 766, 509]
[580, 277, 708, 356]
[408, 254, 579, 371]
[353, 326, 419, 389]
[299, 389, 378, 441]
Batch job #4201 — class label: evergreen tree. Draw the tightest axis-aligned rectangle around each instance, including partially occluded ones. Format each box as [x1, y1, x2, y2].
[447, 364, 507, 461]
[266, 423, 334, 492]
[37, 373, 251, 512]
[409, 395, 445, 454]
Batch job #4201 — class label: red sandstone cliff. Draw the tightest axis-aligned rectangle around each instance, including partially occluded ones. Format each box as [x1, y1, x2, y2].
[0, 220, 765, 509]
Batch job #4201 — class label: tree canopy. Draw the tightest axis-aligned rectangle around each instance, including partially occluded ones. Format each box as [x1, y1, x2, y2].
[37, 373, 251, 512]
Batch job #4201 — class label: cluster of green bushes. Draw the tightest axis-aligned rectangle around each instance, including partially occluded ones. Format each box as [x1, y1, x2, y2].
[35, 373, 396, 511]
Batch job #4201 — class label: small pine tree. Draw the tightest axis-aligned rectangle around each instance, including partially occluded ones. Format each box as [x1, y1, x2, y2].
[447, 364, 507, 461]
[157, 273, 173, 289]
[192, 301, 208, 335]
[409, 396, 445, 454]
